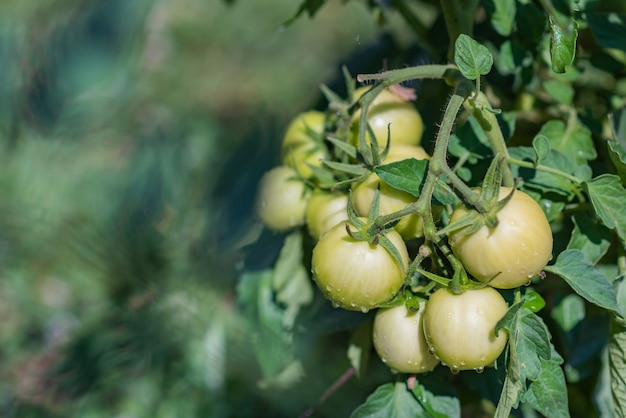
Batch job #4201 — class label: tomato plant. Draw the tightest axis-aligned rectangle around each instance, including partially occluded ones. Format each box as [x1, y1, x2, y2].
[238, 1, 626, 417]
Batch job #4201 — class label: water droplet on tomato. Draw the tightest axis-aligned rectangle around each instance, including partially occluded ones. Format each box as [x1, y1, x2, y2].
[331, 302, 340, 308]
[350, 302, 357, 308]
[360, 306, 369, 313]
[449, 366, 460, 374]
[475, 366, 485, 374]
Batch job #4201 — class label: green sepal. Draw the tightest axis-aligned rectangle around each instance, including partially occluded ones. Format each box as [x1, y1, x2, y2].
[322, 160, 369, 176]
[479, 153, 505, 207]
[346, 190, 365, 229]
[415, 268, 451, 287]
[367, 186, 381, 224]
[437, 209, 484, 237]
[326, 136, 357, 159]
[378, 234, 407, 275]
[320, 83, 346, 109]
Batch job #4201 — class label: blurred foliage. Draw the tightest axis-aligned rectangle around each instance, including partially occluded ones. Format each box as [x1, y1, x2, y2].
[0, 0, 422, 416]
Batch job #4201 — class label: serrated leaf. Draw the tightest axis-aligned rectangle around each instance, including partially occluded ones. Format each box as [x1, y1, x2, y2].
[508, 147, 575, 195]
[609, 319, 626, 418]
[523, 350, 568, 418]
[454, 34, 494, 80]
[545, 249, 621, 315]
[538, 119, 596, 165]
[543, 80, 574, 105]
[532, 135, 551, 163]
[483, 0, 517, 36]
[347, 321, 372, 378]
[567, 213, 612, 265]
[549, 16, 578, 73]
[351, 382, 425, 418]
[585, 174, 626, 244]
[412, 375, 461, 418]
[587, 12, 626, 52]
[374, 158, 429, 197]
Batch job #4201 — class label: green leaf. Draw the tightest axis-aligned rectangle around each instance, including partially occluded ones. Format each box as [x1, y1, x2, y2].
[347, 321, 372, 378]
[549, 16, 578, 73]
[412, 375, 461, 418]
[609, 319, 626, 417]
[508, 147, 575, 195]
[567, 213, 612, 265]
[532, 135, 551, 163]
[608, 107, 626, 183]
[522, 349, 568, 418]
[483, 0, 517, 36]
[585, 174, 626, 244]
[545, 249, 621, 315]
[323, 160, 369, 176]
[494, 348, 523, 417]
[454, 34, 494, 80]
[543, 80, 574, 105]
[374, 158, 429, 198]
[351, 382, 425, 418]
[522, 291, 546, 313]
[274, 231, 314, 329]
[587, 12, 626, 52]
[282, 0, 326, 27]
[504, 307, 552, 382]
[537, 120, 596, 165]
[551, 293, 586, 333]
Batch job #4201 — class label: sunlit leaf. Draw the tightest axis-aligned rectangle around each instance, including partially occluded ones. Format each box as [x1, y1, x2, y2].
[585, 174, 626, 245]
[549, 16, 578, 73]
[351, 382, 425, 418]
[537, 120, 596, 165]
[454, 34, 494, 80]
[545, 249, 621, 315]
[567, 214, 612, 265]
[374, 158, 429, 197]
[522, 348, 568, 418]
[412, 375, 461, 418]
[483, 0, 516, 36]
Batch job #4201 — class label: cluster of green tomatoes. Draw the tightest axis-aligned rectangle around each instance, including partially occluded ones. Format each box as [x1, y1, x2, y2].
[254, 86, 553, 375]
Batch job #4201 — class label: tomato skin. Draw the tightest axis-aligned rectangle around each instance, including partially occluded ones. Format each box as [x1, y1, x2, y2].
[254, 166, 310, 231]
[351, 87, 423, 148]
[449, 187, 553, 289]
[281, 111, 327, 178]
[352, 144, 430, 239]
[373, 303, 439, 374]
[311, 219, 409, 312]
[423, 287, 508, 371]
[305, 190, 348, 240]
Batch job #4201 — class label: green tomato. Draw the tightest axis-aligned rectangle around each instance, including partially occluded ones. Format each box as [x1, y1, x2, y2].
[282, 110, 325, 150]
[423, 287, 509, 372]
[305, 190, 348, 240]
[254, 166, 310, 231]
[449, 187, 553, 289]
[352, 144, 430, 239]
[282, 143, 326, 179]
[311, 219, 409, 312]
[373, 302, 439, 374]
[351, 87, 424, 148]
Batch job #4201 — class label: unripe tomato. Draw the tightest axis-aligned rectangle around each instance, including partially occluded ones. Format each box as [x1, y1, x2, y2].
[449, 187, 553, 289]
[254, 166, 310, 231]
[281, 111, 327, 179]
[305, 190, 348, 240]
[282, 110, 325, 150]
[351, 87, 423, 148]
[311, 219, 409, 312]
[352, 144, 430, 239]
[373, 302, 439, 374]
[423, 287, 508, 372]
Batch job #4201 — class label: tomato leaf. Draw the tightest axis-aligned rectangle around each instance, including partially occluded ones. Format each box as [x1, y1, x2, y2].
[282, 0, 326, 27]
[551, 294, 585, 334]
[274, 231, 314, 329]
[532, 135, 551, 164]
[522, 347, 568, 418]
[522, 291, 546, 313]
[548, 16, 578, 73]
[542, 80, 574, 106]
[374, 158, 428, 197]
[347, 321, 372, 378]
[494, 348, 523, 417]
[537, 119, 596, 165]
[587, 12, 626, 52]
[545, 249, 621, 315]
[412, 375, 461, 418]
[454, 34, 494, 80]
[482, 0, 516, 36]
[508, 147, 575, 195]
[608, 106, 626, 184]
[566, 213, 612, 265]
[351, 382, 426, 418]
[609, 318, 626, 417]
[584, 174, 626, 245]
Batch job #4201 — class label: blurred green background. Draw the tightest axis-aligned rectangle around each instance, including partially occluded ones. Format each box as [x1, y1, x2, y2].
[0, 0, 430, 416]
